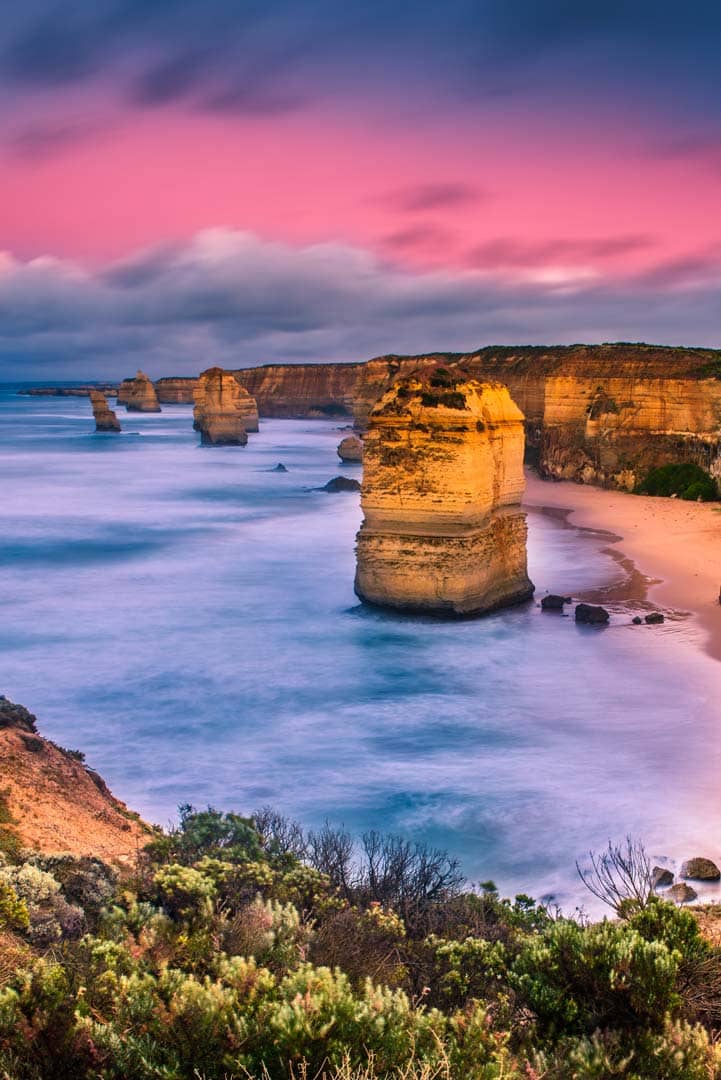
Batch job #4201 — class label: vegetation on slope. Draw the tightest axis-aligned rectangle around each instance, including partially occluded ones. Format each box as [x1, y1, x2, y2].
[636, 462, 719, 501]
[1, 808, 721, 1078]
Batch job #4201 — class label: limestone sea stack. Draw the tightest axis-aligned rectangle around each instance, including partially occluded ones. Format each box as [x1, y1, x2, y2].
[124, 370, 161, 412]
[354, 371, 534, 615]
[338, 434, 363, 463]
[89, 390, 121, 432]
[193, 367, 259, 445]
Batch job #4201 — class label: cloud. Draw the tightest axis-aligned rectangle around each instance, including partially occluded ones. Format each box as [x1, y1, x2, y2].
[380, 183, 486, 213]
[467, 235, 656, 269]
[1, 228, 720, 380]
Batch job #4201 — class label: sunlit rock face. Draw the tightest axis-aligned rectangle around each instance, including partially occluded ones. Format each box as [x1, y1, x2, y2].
[154, 377, 198, 403]
[337, 434, 363, 462]
[355, 370, 534, 615]
[192, 367, 258, 445]
[123, 371, 161, 413]
[89, 390, 121, 432]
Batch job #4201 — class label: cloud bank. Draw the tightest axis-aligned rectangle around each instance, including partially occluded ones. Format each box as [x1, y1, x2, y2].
[1, 229, 720, 381]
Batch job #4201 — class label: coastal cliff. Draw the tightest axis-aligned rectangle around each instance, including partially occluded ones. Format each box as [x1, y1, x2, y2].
[0, 696, 150, 862]
[154, 376, 198, 403]
[355, 370, 533, 615]
[120, 370, 161, 413]
[233, 344, 721, 490]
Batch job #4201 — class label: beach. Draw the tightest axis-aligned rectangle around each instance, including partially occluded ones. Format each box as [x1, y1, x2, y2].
[525, 472, 721, 664]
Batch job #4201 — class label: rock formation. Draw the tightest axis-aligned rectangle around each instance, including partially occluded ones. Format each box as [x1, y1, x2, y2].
[233, 344, 721, 490]
[0, 696, 150, 862]
[354, 371, 534, 615]
[338, 435, 363, 463]
[154, 376, 198, 403]
[193, 367, 258, 445]
[123, 371, 161, 412]
[89, 390, 121, 432]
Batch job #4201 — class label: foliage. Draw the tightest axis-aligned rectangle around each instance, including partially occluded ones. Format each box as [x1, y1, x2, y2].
[2, 818, 721, 1078]
[636, 462, 718, 501]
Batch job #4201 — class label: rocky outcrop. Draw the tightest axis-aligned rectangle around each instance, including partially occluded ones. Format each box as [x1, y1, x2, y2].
[337, 435, 363, 463]
[89, 390, 121, 433]
[18, 385, 118, 397]
[233, 344, 721, 490]
[681, 858, 721, 881]
[122, 371, 161, 413]
[354, 371, 534, 615]
[575, 603, 610, 624]
[193, 367, 257, 445]
[154, 377, 198, 404]
[0, 696, 151, 863]
[321, 476, 361, 493]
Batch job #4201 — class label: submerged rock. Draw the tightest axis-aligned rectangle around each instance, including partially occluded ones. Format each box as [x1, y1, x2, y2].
[124, 371, 161, 413]
[354, 371, 534, 615]
[668, 882, 697, 904]
[645, 611, 665, 624]
[89, 390, 121, 433]
[337, 435, 363, 463]
[541, 594, 568, 611]
[575, 603, 610, 625]
[680, 857, 721, 881]
[652, 866, 674, 889]
[270, 463, 288, 472]
[632, 616, 644, 625]
[193, 367, 256, 446]
[321, 476, 361, 493]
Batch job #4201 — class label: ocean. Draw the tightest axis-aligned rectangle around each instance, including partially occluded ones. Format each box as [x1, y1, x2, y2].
[1, 387, 719, 911]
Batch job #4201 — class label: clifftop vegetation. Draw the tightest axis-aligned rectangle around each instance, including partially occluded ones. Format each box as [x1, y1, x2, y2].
[2, 801, 721, 1079]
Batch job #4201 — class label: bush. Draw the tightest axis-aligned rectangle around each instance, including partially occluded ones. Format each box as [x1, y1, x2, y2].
[636, 463, 718, 501]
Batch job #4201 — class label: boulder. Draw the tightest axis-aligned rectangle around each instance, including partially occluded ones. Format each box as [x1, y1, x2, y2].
[632, 616, 643, 625]
[645, 612, 665, 624]
[89, 390, 121, 433]
[668, 882, 697, 904]
[652, 866, 674, 889]
[193, 367, 255, 446]
[337, 435, 363, 463]
[680, 857, 721, 881]
[124, 371, 161, 413]
[321, 476, 361, 493]
[575, 603, 610, 625]
[541, 594, 567, 611]
[270, 463, 288, 472]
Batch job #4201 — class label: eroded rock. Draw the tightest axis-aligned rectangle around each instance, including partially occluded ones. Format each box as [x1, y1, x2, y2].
[645, 612, 665, 624]
[337, 435, 363, 463]
[321, 476, 361, 493]
[354, 370, 534, 615]
[124, 371, 161, 413]
[668, 882, 697, 904]
[652, 866, 674, 888]
[193, 367, 257, 445]
[681, 857, 721, 881]
[575, 603, 610, 625]
[89, 390, 121, 432]
[541, 594, 567, 611]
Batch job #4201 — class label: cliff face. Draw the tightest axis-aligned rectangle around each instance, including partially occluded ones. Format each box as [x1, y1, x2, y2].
[0, 697, 150, 863]
[154, 377, 198, 404]
[89, 390, 121, 433]
[355, 371, 533, 615]
[233, 345, 721, 490]
[193, 367, 256, 445]
[121, 371, 161, 413]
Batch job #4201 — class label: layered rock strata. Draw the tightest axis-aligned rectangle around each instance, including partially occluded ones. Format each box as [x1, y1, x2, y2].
[154, 377, 198, 403]
[193, 367, 258, 445]
[89, 390, 121, 432]
[122, 371, 161, 412]
[233, 345, 721, 490]
[355, 372, 534, 615]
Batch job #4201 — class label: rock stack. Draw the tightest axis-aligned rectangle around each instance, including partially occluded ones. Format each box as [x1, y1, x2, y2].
[337, 434, 363, 463]
[354, 370, 534, 615]
[124, 371, 161, 412]
[89, 390, 121, 432]
[192, 367, 258, 445]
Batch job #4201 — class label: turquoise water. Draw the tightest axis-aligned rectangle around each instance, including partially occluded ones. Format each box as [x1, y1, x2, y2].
[1, 388, 719, 909]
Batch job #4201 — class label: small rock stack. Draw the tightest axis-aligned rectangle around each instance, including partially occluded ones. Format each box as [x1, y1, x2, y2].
[89, 390, 121, 432]
[193, 367, 259, 446]
[123, 371, 161, 413]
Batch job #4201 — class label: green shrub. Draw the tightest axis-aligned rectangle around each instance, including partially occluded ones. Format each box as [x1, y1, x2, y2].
[636, 462, 718, 501]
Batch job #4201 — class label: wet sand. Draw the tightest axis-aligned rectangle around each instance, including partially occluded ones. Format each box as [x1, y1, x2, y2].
[524, 472, 721, 664]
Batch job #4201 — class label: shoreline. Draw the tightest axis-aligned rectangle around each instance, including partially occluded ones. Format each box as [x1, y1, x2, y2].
[524, 472, 721, 664]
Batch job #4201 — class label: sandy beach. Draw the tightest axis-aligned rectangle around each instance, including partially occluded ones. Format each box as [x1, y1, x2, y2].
[524, 472, 721, 665]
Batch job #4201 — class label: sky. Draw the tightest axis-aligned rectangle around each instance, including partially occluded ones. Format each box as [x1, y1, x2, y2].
[2, 0, 721, 378]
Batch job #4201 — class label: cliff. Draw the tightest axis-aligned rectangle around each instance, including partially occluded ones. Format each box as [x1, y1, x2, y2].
[89, 390, 121, 433]
[121, 370, 161, 413]
[0, 696, 151, 863]
[355, 369, 534, 615]
[154, 377, 198, 404]
[193, 367, 256, 445]
[233, 345, 721, 490]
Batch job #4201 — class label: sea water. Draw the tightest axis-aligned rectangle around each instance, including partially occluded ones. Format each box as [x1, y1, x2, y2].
[1, 387, 719, 910]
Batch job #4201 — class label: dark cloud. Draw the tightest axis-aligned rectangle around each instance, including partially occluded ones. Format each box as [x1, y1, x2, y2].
[7, 120, 107, 161]
[1, 229, 720, 381]
[381, 223, 457, 253]
[467, 235, 656, 268]
[381, 183, 486, 213]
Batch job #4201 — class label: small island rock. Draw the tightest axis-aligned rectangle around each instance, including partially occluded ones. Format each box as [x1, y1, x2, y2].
[652, 866, 674, 889]
[680, 857, 721, 881]
[321, 476, 361, 493]
[645, 612, 665, 624]
[541, 594, 567, 611]
[337, 435, 363, 463]
[632, 616, 643, 625]
[668, 882, 697, 904]
[89, 390, 121, 432]
[575, 603, 610, 625]
[124, 370, 161, 412]
[193, 367, 255, 446]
